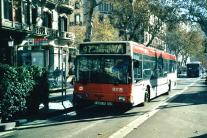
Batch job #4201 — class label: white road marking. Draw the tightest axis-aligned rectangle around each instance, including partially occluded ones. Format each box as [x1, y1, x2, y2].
[109, 79, 198, 138]
[0, 131, 15, 137]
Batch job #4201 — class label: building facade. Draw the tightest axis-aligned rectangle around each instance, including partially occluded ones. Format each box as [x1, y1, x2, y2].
[69, 0, 113, 26]
[69, 0, 83, 25]
[69, 1, 166, 51]
[0, 0, 74, 65]
[0, 0, 76, 91]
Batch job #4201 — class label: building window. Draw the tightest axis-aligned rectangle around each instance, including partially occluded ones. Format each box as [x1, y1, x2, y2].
[32, 6, 38, 24]
[74, 14, 80, 25]
[3, 0, 12, 20]
[23, 1, 30, 24]
[58, 16, 68, 32]
[98, 3, 113, 13]
[13, 0, 22, 23]
[43, 12, 52, 28]
[75, 1, 80, 9]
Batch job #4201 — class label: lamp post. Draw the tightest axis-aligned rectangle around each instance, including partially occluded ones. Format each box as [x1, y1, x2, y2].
[8, 38, 16, 66]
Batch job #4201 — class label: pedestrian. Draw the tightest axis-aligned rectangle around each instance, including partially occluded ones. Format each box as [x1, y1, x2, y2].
[53, 67, 61, 82]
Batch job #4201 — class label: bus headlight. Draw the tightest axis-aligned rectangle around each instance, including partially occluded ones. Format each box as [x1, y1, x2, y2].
[118, 96, 126, 102]
[78, 86, 84, 91]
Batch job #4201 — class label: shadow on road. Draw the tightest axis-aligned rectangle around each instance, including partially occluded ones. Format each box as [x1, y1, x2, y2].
[158, 85, 207, 110]
[16, 104, 147, 130]
[190, 133, 207, 138]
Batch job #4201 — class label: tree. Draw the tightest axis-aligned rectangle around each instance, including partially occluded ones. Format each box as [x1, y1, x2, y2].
[166, 25, 205, 66]
[110, 0, 149, 42]
[83, 0, 104, 42]
[166, 27, 183, 59]
[172, 0, 207, 36]
[109, 0, 182, 47]
[69, 15, 119, 46]
[69, 26, 86, 47]
[91, 16, 120, 41]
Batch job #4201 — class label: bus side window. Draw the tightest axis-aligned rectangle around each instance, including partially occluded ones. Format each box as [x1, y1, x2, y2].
[143, 69, 152, 79]
[133, 60, 142, 82]
[151, 69, 159, 79]
[133, 60, 139, 68]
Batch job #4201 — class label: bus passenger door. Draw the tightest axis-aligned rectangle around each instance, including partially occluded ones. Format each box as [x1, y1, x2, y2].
[156, 69, 168, 96]
[149, 70, 158, 99]
[132, 82, 145, 106]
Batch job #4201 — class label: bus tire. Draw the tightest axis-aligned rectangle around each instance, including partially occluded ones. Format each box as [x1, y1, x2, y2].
[139, 102, 145, 107]
[145, 87, 150, 102]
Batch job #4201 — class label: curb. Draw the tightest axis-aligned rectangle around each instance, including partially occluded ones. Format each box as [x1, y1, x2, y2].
[18, 106, 74, 127]
[0, 122, 16, 132]
[0, 106, 73, 133]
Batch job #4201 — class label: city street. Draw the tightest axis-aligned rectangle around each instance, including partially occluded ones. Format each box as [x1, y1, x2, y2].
[1, 77, 207, 138]
[1, 1, 207, 138]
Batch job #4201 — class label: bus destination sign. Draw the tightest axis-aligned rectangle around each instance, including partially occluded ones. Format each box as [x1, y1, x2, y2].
[79, 43, 126, 54]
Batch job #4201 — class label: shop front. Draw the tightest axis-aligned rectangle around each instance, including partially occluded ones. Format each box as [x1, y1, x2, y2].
[17, 37, 73, 93]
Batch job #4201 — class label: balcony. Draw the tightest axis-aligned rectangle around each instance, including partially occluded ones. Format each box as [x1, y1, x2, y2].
[41, 0, 73, 14]
[58, 31, 75, 45]
[1, 19, 13, 29]
[30, 25, 59, 38]
[57, 4, 73, 14]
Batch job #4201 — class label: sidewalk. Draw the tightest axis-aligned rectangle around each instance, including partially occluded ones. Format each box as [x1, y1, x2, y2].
[0, 88, 74, 135]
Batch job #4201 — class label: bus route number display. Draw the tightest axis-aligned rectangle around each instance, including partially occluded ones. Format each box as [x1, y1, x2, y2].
[79, 43, 126, 54]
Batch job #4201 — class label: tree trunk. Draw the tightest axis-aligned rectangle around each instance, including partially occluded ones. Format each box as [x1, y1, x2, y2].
[84, 0, 96, 42]
[84, 0, 103, 42]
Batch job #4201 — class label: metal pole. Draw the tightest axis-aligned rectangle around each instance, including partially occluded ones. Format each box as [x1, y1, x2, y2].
[61, 47, 66, 109]
[14, 45, 17, 66]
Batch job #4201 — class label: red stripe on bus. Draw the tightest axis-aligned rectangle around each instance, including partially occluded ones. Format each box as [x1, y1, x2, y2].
[132, 44, 176, 60]
[74, 83, 132, 102]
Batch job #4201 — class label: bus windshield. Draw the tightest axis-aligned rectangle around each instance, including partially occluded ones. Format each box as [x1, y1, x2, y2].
[75, 55, 131, 84]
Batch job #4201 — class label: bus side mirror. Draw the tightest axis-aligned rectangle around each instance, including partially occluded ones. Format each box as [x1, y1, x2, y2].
[134, 61, 139, 68]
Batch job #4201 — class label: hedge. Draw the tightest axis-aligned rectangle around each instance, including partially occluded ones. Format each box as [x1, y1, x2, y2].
[26, 65, 49, 114]
[0, 64, 49, 122]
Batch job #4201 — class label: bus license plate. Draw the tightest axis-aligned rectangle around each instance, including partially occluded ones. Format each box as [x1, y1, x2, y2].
[94, 101, 113, 106]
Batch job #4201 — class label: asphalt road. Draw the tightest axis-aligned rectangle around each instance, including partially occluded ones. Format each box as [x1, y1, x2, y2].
[125, 78, 207, 138]
[2, 77, 206, 138]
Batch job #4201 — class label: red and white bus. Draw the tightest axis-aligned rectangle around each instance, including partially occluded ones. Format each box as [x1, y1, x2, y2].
[73, 41, 177, 108]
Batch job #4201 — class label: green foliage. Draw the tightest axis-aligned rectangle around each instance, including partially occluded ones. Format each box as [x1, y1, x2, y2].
[110, 0, 150, 42]
[26, 65, 49, 113]
[0, 64, 49, 122]
[69, 26, 86, 48]
[92, 16, 120, 41]
[70, 16, 120, 46]
[166, 25, 205, 66]
[0, 64, 34, 122]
